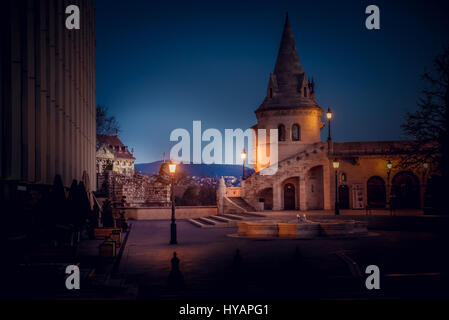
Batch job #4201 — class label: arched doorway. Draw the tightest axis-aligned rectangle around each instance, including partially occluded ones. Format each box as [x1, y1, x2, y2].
[339, 185, 350, 209]
[284, 183, 296, 210]
[258, 188, 273, 210]
[391, 171, 420, 208]
[367, 176, 386, 208]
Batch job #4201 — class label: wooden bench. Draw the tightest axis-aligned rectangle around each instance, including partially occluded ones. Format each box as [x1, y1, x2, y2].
[94, 228, 120, 238]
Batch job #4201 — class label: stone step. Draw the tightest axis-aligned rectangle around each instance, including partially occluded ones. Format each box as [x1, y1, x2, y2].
[235, 211, 266, 218]
[210, 215, 239, 227]
[222, 214, 245, 221]
[188, 216, 238, 228]
[208, 215, 230, 223]
[187, 219, 212, 228]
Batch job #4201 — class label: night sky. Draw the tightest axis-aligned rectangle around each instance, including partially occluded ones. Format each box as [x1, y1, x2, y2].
[95, 0, 449, 164]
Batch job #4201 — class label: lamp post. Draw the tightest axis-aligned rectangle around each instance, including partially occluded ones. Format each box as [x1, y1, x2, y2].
[386, 160, 392, 208]
[241, 149, 247, 181]
[326, 108, 333, 141]
[422, 162, 429, 209]
[423, 162, 429, 183]
[332, 159, 340, 215]
[168, 162, 177, 245]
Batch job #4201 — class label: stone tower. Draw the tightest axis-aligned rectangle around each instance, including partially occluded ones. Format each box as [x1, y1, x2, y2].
[253, 14, 324, 171]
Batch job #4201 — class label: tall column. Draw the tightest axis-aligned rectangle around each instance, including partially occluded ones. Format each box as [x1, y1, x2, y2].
[10, 1, 22, 180]
[36, 0, 49, 184]
[24, 0, 36, 183]
[48, 0, 56, 184]
[63, 1, 71, 184]
[55, 0, 65, 182]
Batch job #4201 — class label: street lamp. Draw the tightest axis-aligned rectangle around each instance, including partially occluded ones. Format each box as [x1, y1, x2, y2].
[241, 149, 247, 181]
[326, 108, 333, 141]
[386, 160, 392, 184]
[422, 162, 429, 185]
[168, 162, 177, 245]
[386, 160, 392, 210]
[332, 159, 340, 215]
[422, 162, 429, 209]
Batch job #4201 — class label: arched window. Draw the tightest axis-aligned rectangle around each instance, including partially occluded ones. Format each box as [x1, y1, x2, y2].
[278, 124, 286, 141]
[292, 124, 300, 141]
[304, 88, 308, 98]
[270, 88, 273, 98]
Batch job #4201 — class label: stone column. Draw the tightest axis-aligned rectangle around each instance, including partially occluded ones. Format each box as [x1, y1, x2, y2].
[10, 1, 22, 180]
[323, 162, 331, 210]
[25, 0, 37, 183]
[299, 176, 308, 211]
[55, 0, 64, 182]
[217, 177, 226, 215]
[48, 0, 56, 183]
[273, 182, 282, 210]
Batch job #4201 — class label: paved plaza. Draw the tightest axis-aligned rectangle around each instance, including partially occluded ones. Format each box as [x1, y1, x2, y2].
[115, 216, 449, 299]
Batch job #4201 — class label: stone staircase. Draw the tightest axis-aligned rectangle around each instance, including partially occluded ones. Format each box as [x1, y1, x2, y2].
[188, 197, 266, 228]
[228, 197, 256, 212]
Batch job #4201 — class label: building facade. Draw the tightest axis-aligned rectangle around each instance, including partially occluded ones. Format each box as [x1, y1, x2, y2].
[96, 134, 135, 176]
[1, 0, 96, 191]
[241, 16, 428, 211]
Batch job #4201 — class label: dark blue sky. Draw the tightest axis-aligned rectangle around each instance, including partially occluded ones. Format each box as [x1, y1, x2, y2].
[95, 0, 449, 164]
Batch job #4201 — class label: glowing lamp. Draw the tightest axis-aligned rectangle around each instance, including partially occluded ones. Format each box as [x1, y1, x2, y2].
[168, 162, 177, 174]
[387, 160, 392, 171]
[423, 163, 429, 169]
[241, 150, 247, 161]
[326, 108, 333, 120]
[332, 160, 340, 169]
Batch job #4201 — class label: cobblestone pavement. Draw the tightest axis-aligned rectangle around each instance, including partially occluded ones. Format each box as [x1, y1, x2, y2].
[117, 219, 449, 300]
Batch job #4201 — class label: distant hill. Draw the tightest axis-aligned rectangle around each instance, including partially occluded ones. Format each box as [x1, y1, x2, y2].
[135, 161, 255, 178]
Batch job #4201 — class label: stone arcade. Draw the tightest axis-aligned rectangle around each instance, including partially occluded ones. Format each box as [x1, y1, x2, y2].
[233, 15, 428, 212]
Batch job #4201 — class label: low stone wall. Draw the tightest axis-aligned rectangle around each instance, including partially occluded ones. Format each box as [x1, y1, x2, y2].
[97, 171, 170, 207]
[122, 206, 218, 220]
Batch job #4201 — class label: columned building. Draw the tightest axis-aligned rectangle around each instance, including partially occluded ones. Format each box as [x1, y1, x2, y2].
[241, 15, 428, 211]
[0, 0, 96, 191]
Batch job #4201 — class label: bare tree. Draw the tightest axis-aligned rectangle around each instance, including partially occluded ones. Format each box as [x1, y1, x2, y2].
[96, 105, 120, 136]
[401, 46, 449, 179]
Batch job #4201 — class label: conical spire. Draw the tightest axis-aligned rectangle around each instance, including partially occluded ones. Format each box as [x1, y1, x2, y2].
[273, 13, 303, 78]
[256, 14, 321, 112]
